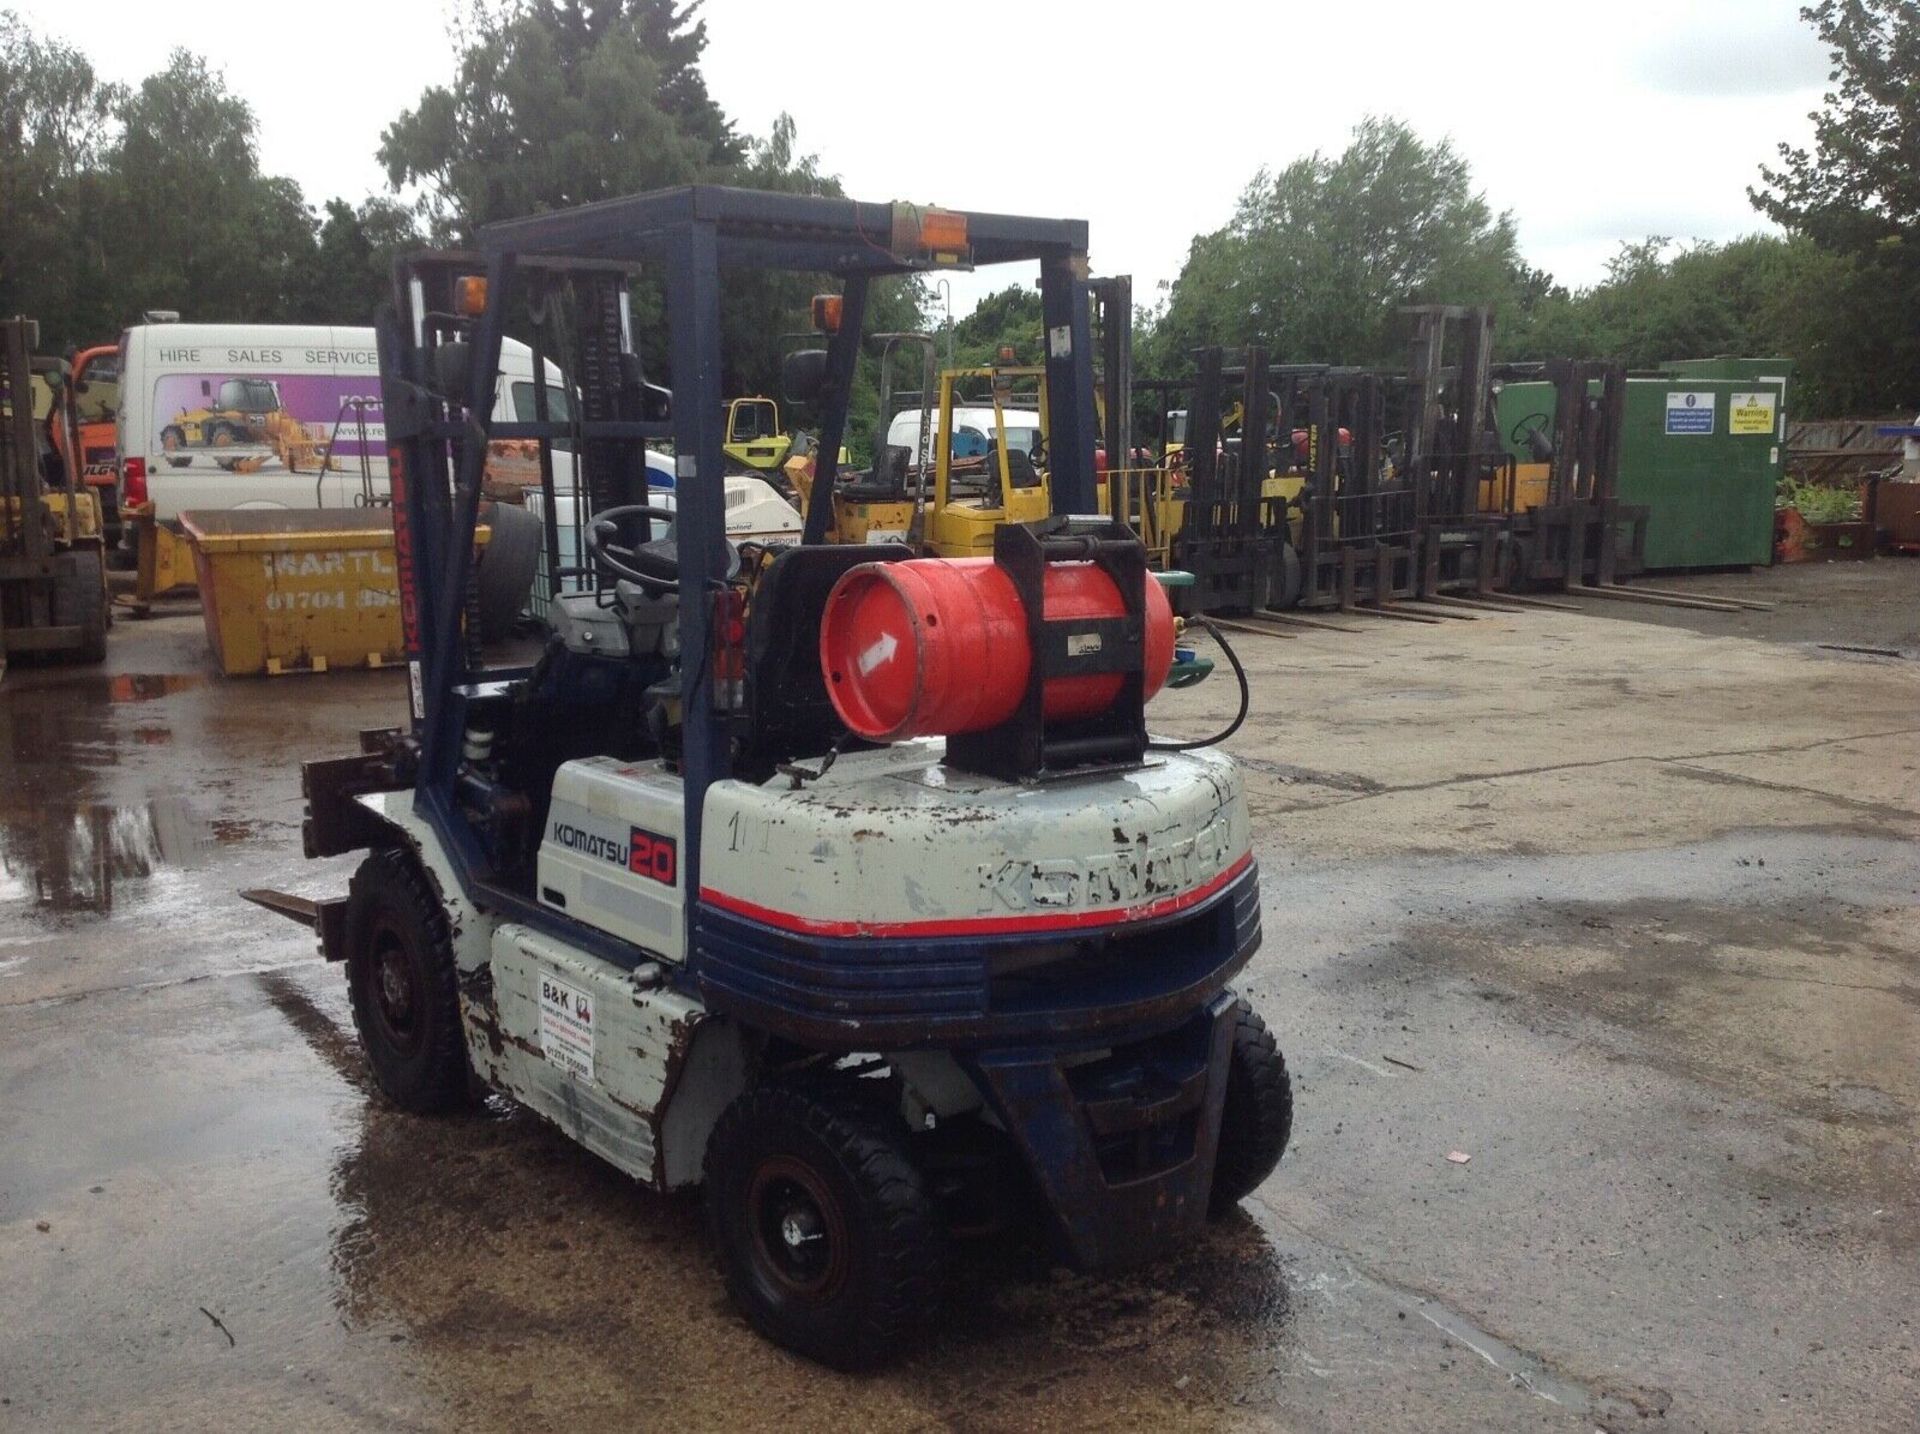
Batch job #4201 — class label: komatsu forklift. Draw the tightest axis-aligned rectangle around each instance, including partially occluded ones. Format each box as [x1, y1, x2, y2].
[250, 188, 1290, 1368]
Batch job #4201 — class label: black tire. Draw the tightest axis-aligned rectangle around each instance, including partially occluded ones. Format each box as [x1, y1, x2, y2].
[475, 501, 542, 641]
[704, 1080, 945, 1369]
[343, 847, 470, 1113]
[51, 548, 108, 664]
[1209, 999, 1293, 1216]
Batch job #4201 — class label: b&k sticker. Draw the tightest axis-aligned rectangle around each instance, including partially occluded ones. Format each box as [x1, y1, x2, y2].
[538, 973, 594, 1081]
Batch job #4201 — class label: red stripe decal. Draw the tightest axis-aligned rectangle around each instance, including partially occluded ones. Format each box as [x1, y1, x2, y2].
[701, 852, 1252, 940]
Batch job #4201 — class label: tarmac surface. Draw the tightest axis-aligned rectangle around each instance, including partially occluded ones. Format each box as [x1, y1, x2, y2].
[2, 562, 1917, 1431]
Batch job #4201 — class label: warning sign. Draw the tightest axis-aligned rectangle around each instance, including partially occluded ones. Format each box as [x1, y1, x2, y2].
[538, 973, 595, 1080]
[1665, 391, 1716, 435]
[1728, 391, 1777, 436]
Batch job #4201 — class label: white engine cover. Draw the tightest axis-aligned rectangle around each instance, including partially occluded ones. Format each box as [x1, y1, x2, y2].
[538, 757, 687, 961]
[721, 474, 804, 546]
[699, 741, 1250, 938]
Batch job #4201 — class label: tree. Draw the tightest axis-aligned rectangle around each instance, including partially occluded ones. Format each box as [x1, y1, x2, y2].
[1501, 233, 1894, 415]
[99, 52, 318, 327]
[546, 0, 738, 163]
[0, 11, 122, 345]
[1150, 117, 1522, 373]
[1751, 0, 1920, 411]
[381, 6, 925, 446]
[948, 284, 1045, 369]
[378, 0, 723, 241]
[1754, 0, 1920, 251]
[300, 197, 424, 325]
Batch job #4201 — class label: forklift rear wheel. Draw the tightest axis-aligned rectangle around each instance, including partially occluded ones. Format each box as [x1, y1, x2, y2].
[1209, 1000, 1293, 1215]
[705, 1081, 945, 1369]
[344, 847, 471, 1113]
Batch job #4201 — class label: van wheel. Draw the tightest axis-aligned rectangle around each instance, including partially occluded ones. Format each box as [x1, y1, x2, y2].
[1209, 1000, 1293, 1215]
[705, 1080, 945, 1369]
[344, 847, 470, 1113]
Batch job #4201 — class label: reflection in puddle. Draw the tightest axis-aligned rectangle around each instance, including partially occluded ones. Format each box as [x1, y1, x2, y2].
[105, 674, 206, 704]
[0, 798, 211, 915]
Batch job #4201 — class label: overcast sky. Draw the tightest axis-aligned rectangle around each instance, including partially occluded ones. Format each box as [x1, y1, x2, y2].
[15, 0, 1832, 319]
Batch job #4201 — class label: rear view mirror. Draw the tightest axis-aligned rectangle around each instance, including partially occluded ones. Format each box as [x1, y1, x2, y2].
[781, 349, 829, 405]
[433, 341, 473, 403]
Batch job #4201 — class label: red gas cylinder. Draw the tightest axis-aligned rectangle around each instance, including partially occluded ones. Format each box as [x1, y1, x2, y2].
[820, 557, 1174, 742]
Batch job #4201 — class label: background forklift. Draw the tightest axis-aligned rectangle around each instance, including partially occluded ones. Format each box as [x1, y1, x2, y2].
[47, 342, 123, 552]
[252, 187, 1289, 1368]
[789, 325, 1052, 554]
[0, 317, 110, 676]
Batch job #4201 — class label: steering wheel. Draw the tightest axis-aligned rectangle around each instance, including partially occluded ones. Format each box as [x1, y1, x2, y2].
[1510, 412, 1552, 449]
[585, 503, 682, 592]
[586, 503, 741, 593]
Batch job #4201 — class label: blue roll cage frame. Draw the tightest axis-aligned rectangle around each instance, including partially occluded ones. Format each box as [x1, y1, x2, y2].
[378, 185, 1100, 966]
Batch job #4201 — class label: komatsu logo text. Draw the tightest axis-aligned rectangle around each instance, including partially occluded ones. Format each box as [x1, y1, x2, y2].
[979, 818, 1236, 911]
[551, 822, 627, 867]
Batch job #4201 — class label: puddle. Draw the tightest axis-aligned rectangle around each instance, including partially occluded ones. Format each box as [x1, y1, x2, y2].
[0, 797, 213, 916]
[102, 673, 206, 703]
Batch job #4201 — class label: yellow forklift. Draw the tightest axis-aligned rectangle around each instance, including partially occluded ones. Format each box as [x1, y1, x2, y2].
[786, 329, 1051, 556]
[0, 318, 110, 674]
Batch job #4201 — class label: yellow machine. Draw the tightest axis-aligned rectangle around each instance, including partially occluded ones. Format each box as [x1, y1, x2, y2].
[1141, 397, 1308, 550]
[789, 361, 1053, 558]
[1, 321, 110, 671]
[722, 396, 790, 473]
[161, 376, 327, 473]
[1483, 461, 1552, 516]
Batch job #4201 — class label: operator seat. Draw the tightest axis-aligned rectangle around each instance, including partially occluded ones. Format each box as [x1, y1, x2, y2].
[734, 542, 913, 783]
[1002, 446, 1042, 489]
[839, 445, 912, 501]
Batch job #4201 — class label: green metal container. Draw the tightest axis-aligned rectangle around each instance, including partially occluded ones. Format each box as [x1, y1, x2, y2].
[1662, 355, 1794, 394]
[1495, 364, 1787, 569]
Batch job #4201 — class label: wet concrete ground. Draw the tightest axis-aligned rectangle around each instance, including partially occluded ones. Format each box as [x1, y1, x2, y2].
[2, 567, 1916, 1431]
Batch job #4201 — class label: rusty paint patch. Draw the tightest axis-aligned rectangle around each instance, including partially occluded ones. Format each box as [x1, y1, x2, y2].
[460, 965, 507, 1058]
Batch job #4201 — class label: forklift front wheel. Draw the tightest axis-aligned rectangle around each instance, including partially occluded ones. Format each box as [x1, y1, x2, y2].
[1209, 1000, 1294, 1216]
[704, 1082, 945, 1369]
[343, 848, 471, 1114]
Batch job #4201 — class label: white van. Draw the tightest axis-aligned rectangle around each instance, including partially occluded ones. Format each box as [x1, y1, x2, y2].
[116, 324, 571, 520]
[885, 404, 1043, 461]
